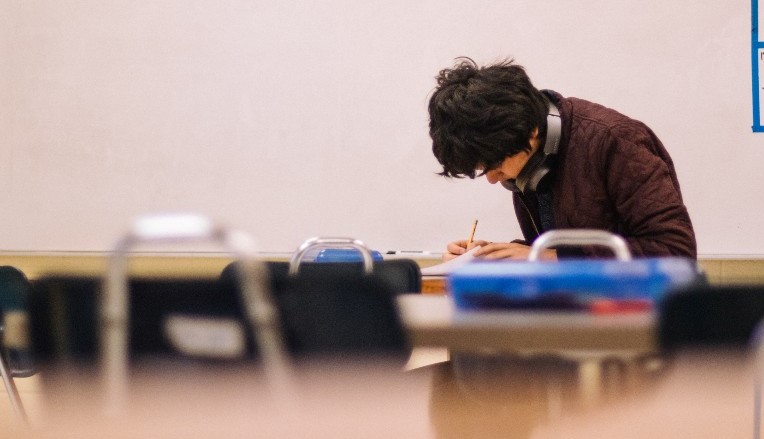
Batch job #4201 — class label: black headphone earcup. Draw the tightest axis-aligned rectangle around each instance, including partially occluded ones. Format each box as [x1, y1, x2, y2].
[513, 150, 548, 193]
[501, 180, 520, 192]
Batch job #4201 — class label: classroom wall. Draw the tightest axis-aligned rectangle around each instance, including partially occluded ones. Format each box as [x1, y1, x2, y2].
[2, 1, 762, 257]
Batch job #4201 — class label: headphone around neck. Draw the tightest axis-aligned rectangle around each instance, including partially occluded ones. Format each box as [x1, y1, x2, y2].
[501, 100, 561, 193]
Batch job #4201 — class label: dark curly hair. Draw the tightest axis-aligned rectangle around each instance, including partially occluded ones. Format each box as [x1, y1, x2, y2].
[428, 58, 549, 178]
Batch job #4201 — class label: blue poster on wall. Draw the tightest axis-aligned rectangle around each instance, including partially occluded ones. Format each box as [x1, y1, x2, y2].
[754, 0, 764, 131]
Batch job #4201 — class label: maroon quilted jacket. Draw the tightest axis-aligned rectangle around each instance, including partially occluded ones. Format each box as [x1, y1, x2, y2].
[513, 91, 697, 259]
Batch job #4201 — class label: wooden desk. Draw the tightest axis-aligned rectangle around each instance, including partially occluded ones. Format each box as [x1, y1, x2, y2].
[397, 294, 658, 405]
[532, 354, 756, 438]
[20, 366, 434, 437]
[420, 276, 447, 294]
[398, 295, 656, 353]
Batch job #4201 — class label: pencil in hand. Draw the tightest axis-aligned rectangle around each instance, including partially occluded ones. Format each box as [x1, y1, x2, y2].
[466, 219, 478, 248]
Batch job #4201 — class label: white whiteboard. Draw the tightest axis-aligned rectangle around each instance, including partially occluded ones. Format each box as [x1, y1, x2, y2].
[2, 0, 763, 257]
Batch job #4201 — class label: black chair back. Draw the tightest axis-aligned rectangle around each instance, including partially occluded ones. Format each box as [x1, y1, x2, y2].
[30, 272, 409, 369]
[0, 266, 35, 376]
[222, 259, 421, 296]
[659, 285, 764, 352]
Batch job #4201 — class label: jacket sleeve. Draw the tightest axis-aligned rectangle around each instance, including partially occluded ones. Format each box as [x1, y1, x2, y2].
[597, 123, 697, 259]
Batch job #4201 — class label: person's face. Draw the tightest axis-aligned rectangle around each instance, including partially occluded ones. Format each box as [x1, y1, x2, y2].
[481, 128, 540, 184]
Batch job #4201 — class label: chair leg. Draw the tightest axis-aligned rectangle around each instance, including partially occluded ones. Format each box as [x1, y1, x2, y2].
[0, 341, 28, 423]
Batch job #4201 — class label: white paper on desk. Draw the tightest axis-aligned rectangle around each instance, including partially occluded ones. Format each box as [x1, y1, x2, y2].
[420, 246, 481, 276]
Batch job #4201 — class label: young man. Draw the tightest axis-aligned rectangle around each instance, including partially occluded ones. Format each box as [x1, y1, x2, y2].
[428, 58, 696, 261]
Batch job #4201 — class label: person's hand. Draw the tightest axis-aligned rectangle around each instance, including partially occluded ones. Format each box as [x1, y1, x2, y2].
[442, 239, 490, 261]
[473, 242, 557, 260]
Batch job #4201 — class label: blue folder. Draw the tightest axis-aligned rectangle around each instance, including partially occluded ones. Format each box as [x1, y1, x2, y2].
[449, 257, 702, 311]
[313, 248, 384, 263]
